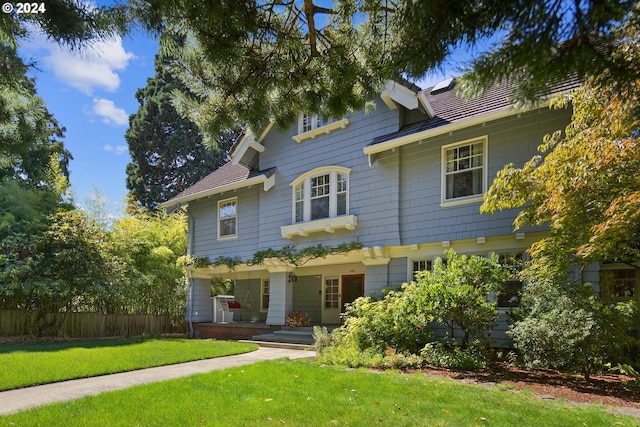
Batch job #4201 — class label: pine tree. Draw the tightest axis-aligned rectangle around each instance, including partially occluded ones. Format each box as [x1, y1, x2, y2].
[125, 47, 235, 210]
[128, 0, 637, 141]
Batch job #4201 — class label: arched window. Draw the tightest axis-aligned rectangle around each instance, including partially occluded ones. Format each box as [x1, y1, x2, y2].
[290, 166, 351, 223]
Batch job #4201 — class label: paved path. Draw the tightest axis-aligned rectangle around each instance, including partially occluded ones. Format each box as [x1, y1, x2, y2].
[0, 347, 314, 416]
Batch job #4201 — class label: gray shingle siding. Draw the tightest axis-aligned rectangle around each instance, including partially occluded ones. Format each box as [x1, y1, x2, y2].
[186, 99, 571, 266]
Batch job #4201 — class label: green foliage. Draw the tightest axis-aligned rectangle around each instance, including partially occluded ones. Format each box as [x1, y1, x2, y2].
[210, 277, 234, 296]
[109, 209, 188, 317]
[482, 14, 640, 269]
[125, 35, 236, 209]
[414, 250, 509, 348]
[508, 271, 638, 379]
[320, 250, 509, 370]
[128, 0, 637, 141]
[250, 242, 363, 267]
[311, 326, 332, 355]
[421, 342, 487, 370]
[0, 210, 127, 335]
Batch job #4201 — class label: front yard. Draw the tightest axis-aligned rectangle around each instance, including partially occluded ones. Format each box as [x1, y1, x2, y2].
[0, 337, 257, 390]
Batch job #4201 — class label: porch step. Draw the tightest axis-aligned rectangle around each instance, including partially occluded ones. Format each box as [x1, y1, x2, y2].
[246, 326, 338, 349]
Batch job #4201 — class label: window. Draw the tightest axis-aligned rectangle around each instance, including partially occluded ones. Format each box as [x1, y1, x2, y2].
[292, 167, 350, 223]
[497, 252, 525, 307]
[442, 137, 487, 204]
[411, 259, 432, 280]
[261, 280, 270, 312]
[325, 278, 339, 309]
[299, 114, 332, 134]
[602, 269, 637, 302]
[218, 198, 237, 238]
[293, 114, 350, 143]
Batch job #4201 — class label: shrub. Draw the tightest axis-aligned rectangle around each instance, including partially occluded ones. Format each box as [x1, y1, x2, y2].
[421, 342, 488, 370]
[509, 272, 638, 379]
[413, 249, 509, 349]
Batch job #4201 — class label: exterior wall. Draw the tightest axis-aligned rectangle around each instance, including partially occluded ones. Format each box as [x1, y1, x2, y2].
[292, 275, 322, 323]
[184, 97, 577, 341]
[256, 99, 402, 250]
[397, 108, 572, 245]
[189, 185, 262, 261]
[186, 278, 212, 323]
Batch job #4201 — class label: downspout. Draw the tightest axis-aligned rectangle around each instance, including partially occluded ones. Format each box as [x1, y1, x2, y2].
[187, 212, 195, 338]
[187, 269, 194, 338]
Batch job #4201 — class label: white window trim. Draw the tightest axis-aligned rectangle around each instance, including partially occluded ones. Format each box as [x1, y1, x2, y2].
[217, 197, 238, 240]
[407, 258, 432, 281]
[440, 136, 488, 207]
[282, 166, 356, 238]
[293, 114, 349, 143]
[260, 280, 270, 313]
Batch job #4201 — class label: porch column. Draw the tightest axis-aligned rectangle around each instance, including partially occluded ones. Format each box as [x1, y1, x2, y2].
[265, 268, 294, 326]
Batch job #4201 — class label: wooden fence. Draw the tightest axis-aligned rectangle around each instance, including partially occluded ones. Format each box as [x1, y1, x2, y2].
[0, 310, 186, 338]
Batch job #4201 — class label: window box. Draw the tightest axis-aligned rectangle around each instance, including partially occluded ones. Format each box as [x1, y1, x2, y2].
[281, 215, 358, 239]
[293, 117, 349, 143]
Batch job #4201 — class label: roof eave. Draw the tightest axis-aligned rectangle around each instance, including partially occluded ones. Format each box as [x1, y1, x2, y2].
[161, 173, 274, 209]
[364, 100, 551, 158]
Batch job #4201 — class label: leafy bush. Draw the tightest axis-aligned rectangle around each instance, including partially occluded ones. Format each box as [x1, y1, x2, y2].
[509, 270, 638, 379]
[414, 249, 509, 349]
[318, 250, 510, 370]
[421, 342, 488, 370]
[285, 310, 310, 327]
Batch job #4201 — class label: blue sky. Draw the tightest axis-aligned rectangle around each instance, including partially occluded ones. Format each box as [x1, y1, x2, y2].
[19, 27, 160, 217]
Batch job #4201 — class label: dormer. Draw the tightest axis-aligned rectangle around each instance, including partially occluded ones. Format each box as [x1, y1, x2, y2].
[380, 80, 435, 118]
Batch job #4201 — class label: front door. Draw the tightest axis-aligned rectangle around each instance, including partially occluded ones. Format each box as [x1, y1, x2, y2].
[341, 274, 364, 312]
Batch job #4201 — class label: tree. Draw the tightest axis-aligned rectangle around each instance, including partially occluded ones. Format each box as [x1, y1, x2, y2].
[481, 13, 640, 270]
[125, 42, 235, 209]
[0, 43, 71, 188]
[129, 0, 637, 142]
[480, 15, 640, 376]
[109, 208, 188, 317]
[0, 210, 127, 335]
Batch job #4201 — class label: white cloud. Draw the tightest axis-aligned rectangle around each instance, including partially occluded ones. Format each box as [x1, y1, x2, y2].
[103, 144, 129, 156]
[90, 98, 129, 127]
[39, 35, 135, 95]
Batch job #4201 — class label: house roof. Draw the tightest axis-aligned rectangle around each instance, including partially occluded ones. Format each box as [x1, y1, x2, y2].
[161, 162, 277, 208]
[367, 77, 581, 152]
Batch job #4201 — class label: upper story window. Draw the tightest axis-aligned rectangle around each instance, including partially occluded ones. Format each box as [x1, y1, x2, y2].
[293, 114, 350, 143]
[218, 197, 237, 239]
[441, 137, 487, 205]
[299, 114, 330, 133]
[292, 166, 350, 223]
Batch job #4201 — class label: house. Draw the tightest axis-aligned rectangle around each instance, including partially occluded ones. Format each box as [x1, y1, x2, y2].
[162, 77, 630, 341]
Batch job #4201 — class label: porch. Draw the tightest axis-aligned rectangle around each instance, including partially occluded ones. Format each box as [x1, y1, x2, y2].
[191, 322, 338, 348]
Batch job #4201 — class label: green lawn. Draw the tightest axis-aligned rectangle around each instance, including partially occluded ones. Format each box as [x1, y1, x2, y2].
[0, 338, 257, 391]
[0, 358, 635, 426]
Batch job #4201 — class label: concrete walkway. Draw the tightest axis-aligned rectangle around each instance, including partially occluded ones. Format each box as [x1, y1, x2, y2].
[0, 347, 314, 416]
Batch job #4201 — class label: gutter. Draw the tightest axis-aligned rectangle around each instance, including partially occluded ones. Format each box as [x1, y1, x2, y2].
[161, 173, 274, 209]
[363, 99, 553, 164]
